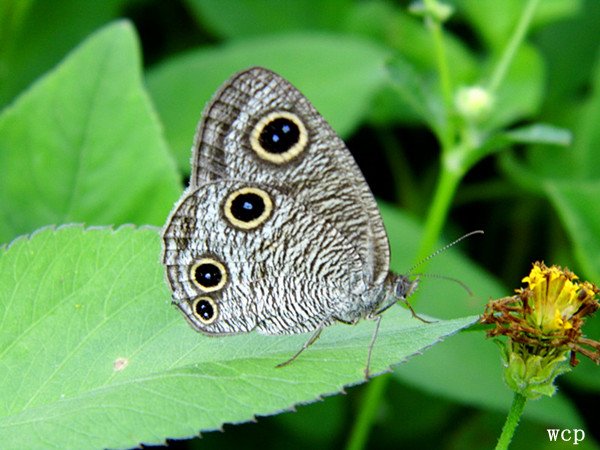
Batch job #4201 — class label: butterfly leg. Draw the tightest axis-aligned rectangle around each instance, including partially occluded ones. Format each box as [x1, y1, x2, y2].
[364, 314, 383, 379]
[275, 325, 325, 369]
[363, 302, 432, 379]
[374, 295, 432, 324]
[396, 298, 433, 323]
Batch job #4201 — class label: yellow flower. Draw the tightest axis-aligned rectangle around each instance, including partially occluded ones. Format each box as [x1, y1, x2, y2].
[554, 309, 573, 331]
[482, 261, 599, 399]
[519, 262, 590, 334]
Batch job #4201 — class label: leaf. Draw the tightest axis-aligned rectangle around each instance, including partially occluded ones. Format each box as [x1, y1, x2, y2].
[503, 123, 572, 146]
[522, 48, 600, 183]
[498, 50, 600, 191]
[0, 0, 128, 106]
[479, 123, 571, 165]
[0, 225, 476, 450]
[535, 2, 600, 111]
[569, 51, 600, 175]
[395, 334, 584, 427]
[457, 0, 582, 51]
[0, 21, 181, 244]
[386, 56, 445, 134]
[379, 203, 587, 426]
[545, 181, 600, 281]
[344, 1, 478, 83]
[185, 0, 352, 38]
[146, 32, 390, 171]
[485, 44, 545, 130]
[344, 2, 477, 127]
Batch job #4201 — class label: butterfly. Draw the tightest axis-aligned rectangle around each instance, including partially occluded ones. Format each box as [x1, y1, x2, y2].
[162, 67, 423, 377]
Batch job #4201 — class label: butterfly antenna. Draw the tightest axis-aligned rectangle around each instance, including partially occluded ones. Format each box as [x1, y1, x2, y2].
[410, 272, 474, 296]
[407, 230, 484, 274]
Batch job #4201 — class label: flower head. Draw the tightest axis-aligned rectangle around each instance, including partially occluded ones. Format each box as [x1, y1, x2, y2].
[455, 85, 494, 122]
[520, 263, 597, 336]
[482, 261, 599, 398]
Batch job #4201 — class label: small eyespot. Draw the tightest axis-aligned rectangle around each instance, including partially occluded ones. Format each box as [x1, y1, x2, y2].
[192, 296, 218, 324]
[190, 257, 227, 292]
[250, 111, 308, 164]
[223, 187, 273, 230]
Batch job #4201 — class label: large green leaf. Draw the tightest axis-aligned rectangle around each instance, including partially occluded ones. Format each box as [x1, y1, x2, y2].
[0, 225, 476, 450]
[146, 33, 390, 171]
[0, 21, 181, 244]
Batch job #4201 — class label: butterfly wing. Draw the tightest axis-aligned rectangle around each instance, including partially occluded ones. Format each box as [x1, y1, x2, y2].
[162, 181, 377, 335]
[189, 67, 390, 288]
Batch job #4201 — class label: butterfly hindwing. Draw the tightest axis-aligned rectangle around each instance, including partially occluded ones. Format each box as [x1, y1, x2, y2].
[162, 180, 375, 334]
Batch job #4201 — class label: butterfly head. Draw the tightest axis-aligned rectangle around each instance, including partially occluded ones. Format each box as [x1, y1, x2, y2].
[392, 273, 420, 300]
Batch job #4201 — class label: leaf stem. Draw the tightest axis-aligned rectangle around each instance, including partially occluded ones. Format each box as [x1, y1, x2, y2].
[495, 393, 527, 450]
[487, 0, 540, 94]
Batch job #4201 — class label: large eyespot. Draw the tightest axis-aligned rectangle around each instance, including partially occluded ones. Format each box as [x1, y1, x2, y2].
[223, 187, 273, 230]
[192, 296, 218, 324]
[190, 257, 227, 292]
[250, 111, 308, 164]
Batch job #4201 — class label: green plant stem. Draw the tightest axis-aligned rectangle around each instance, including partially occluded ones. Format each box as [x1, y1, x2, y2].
[495, 393, 527, 450]
[416, 163, 462, 261]
[423, 0, 454, 148]
[488, 0, 540, 94]
[422, 0, 453, 107]
[345, 374, 389, 450]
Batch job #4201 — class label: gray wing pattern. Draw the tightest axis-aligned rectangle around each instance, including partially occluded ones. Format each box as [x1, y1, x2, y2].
[163, 181, 371, 334]
[189, 67, 390, 288]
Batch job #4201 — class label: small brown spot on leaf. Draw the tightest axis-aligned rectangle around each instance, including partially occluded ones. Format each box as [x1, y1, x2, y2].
[113, 357, 129, 371]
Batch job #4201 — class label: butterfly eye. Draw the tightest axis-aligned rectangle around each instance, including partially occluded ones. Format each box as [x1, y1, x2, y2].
[192, 296, 218, 324]
[250, 111, 308, 164]
[223, 187, 273, 230]
[190, 257, 227, 292]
